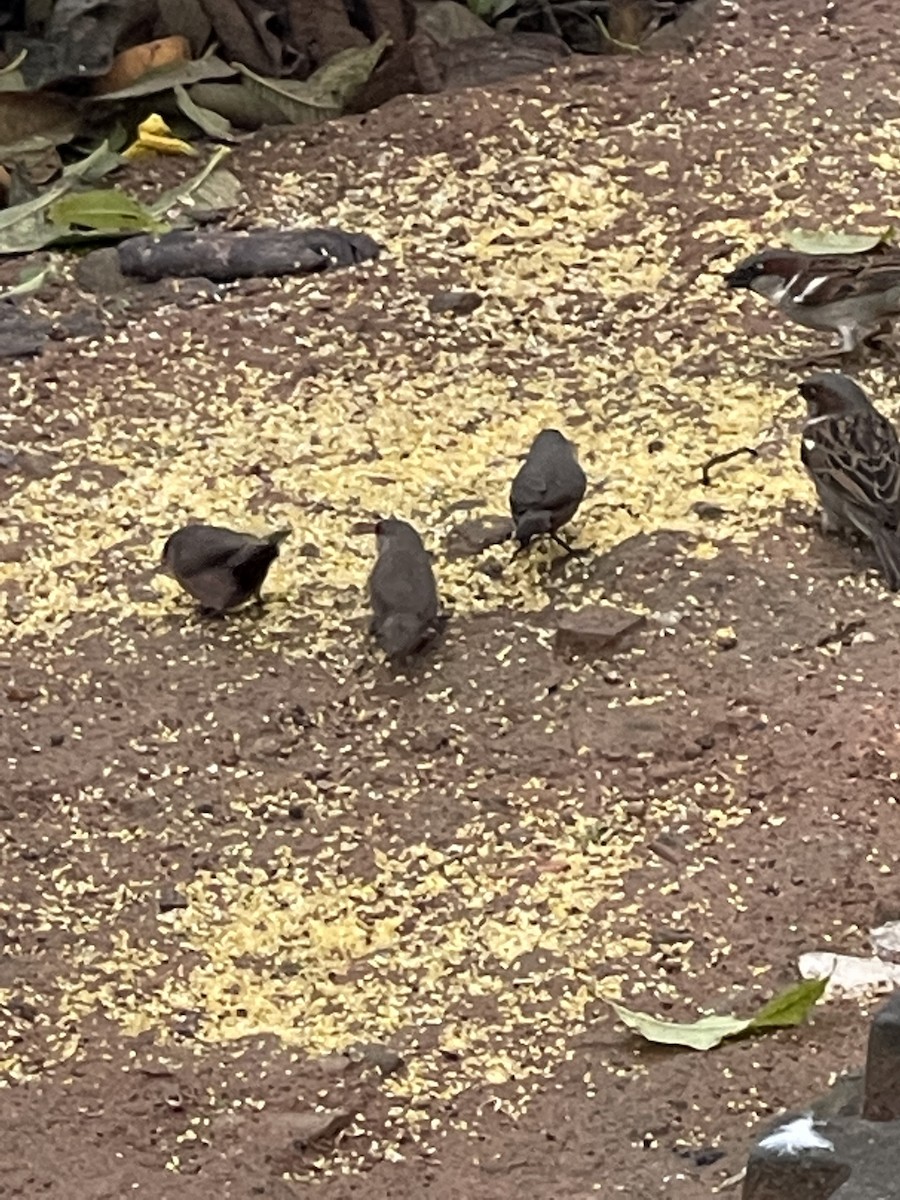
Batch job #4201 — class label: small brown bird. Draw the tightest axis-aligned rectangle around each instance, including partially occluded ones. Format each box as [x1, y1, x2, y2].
[368, 518, 439, 661]
[725, 244, 900, 356]
[510, 429, 587, 554]
[798, 372, 900, 589]
[162, 524, 290, 615]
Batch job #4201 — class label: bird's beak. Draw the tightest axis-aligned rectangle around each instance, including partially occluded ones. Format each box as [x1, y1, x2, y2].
[723, 264, 753, 289]
[349, 520, 379, 536]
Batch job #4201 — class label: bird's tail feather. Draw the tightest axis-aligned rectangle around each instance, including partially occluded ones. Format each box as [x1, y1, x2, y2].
[871, 527, 900, 591]
[378, 613, 429, 659]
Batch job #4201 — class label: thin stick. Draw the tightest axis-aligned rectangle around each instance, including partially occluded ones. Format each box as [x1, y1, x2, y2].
[700, 446, 759, 487]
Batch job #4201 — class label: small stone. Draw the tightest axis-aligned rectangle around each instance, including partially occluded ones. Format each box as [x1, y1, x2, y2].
[554, 605, 646, 659]
[446, 514, 513, 558]
[297, 543, 321, 558]
[158, 886, 188, 913]
[0, 541, 25, 563]
[49, 309, 105, 342]
[349, 1041, 404, 1078]
[0, 305, 49, 358]
[479, 558, 505, 579]
[282, 1108, 353, 1149]
[48, 732, 64, 747]
[173, 1010, 202, 1037]
[692, 501, 727, 521]
[429, 289, 483, 316]
[8, 996, 38, 1022]
[287, 802, 305, 821]
[251, 734, 283, 758]
[73, 247, 133, 296]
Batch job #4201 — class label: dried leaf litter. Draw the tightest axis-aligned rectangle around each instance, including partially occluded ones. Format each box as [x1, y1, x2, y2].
[3, 45, 900, 1173]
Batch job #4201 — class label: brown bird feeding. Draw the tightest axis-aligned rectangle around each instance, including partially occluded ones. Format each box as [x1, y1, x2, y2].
[162, 524, 290, 616]
[798, 372, 900, 590]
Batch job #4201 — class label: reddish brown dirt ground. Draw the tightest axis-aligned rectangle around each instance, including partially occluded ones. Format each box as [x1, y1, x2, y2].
[4, 1, 900, 1198]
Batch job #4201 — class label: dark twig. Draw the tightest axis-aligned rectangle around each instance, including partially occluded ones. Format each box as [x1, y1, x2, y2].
[700, 446, 759, 487]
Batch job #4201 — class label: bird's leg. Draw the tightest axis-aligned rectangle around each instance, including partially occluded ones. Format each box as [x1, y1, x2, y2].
[550, 532, 590, 557]
[838, 322, 859, 354]
[863, 321, 899, 359]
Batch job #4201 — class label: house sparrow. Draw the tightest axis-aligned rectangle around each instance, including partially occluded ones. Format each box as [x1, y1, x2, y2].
[798, 372, 900, 590]
[162, 524, 291, 615]
[368, 518, 440, 661]
[724, 244, 900, 355]
[510, 429, 587, 554]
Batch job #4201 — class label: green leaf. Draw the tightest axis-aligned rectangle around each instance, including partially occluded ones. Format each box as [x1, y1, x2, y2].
[606, 977, 828, 1051]
[0, 261, 53, 302]
[150, 145, 233, 220]
[746, 976, 828, 1031]
[65, 143, 126, 185]
[186, 80, 289, 131]
[233, 34, 390, 125]
[0, 49, 28, 93]
[49, 188, 169, 235]
[174, 84, 239, 143]
[785, 227, 893, 255]
[607, 1002, 745, 1050]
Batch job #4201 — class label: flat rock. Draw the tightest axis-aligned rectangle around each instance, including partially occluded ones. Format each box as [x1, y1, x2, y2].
[554, 605, 646, 659]
[158, 886, 188, 914]
[266, 1107, 353, 1151]
[446, 514, 512, 558]
[743, 1121, 850, 1199]
[429, 289, 483, 316]
[349, 1041, 404, 1077]
[0, 304, 50, 359]
[73, 248, 135, 296]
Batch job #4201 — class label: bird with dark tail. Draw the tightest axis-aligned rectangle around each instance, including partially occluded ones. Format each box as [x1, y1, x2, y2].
[162, 524, 290, 616]
[368, 518, 440, 662]
[798, 372, 900, 590]
[510, 429, 587, 555]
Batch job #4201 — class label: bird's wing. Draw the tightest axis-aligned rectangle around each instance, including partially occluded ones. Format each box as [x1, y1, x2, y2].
[793, 252, 900, 306]
[370, 553, 438, 623]
[510, 460, 550, 517]
[169, 528, 257, 576]
[803, 413, 900, 527]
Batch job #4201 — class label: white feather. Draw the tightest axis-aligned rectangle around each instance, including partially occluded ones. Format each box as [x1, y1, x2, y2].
[769, 271, 802, 305]
[794, 275, 829, 304]
[758, 1115, 834, 1156]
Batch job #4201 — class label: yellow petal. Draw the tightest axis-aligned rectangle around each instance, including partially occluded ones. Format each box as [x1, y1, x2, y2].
[123, 113, 197, 160]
